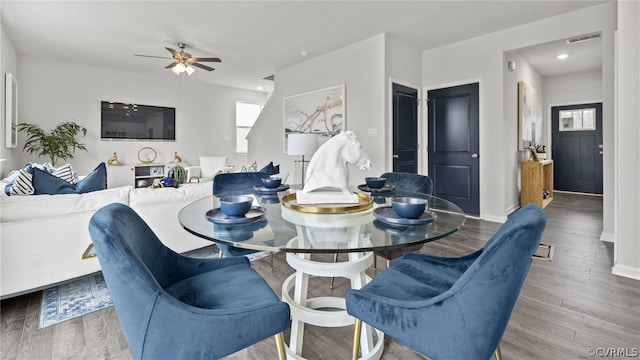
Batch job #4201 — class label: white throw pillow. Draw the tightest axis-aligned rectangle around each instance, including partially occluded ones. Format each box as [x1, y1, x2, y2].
[199, 156, 227, 178]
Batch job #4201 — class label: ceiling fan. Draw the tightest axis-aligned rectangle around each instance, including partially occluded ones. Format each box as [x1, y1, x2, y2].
[135, 43, 221, 75]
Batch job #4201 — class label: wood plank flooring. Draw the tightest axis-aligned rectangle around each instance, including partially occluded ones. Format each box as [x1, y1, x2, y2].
[2, 192, 639, 359]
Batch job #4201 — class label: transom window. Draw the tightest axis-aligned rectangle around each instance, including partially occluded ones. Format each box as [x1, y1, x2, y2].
[235, 102, 262, 153]
[559, 108, 596, 131]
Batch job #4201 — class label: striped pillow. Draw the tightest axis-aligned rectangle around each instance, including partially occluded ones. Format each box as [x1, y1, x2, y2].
[9, 169, 34, 195]
[51, 163, 77, 184]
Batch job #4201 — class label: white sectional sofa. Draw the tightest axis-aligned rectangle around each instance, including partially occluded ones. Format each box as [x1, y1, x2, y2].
[0, 182, 214, 299]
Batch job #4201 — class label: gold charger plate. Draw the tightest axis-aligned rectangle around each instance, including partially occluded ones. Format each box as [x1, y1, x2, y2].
[281, 192, 373, 214]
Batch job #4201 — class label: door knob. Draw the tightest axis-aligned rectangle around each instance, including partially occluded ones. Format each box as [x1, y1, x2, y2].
[393, 155, 399, 159]
[471, 153, 478, 159]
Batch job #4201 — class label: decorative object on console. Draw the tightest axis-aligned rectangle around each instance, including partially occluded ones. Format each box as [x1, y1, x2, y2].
[18, 121, 87, 166]
[5, 73, 18, 149]
[170, 151, 182, 163]
[283, 84, 345, 151]
[107, 152, 121, 165]
[168, 164, 187, 185]
[287, 133, 318, 186]
[297, 131, 371, 204]
[137, 147, 157, 164]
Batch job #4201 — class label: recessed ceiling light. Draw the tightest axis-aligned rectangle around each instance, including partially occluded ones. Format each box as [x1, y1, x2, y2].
[557, 54, 569, 60]
[300, 50, 310, 56]
[257, 86, 263, 90]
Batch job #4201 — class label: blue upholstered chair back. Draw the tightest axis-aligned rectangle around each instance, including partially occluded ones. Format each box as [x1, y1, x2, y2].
[89, 204, 195, 357]
[380, 172, 433, 195]
[347, 204, 546, 359]
[213, 172, 269, 196]
[89, 203, 290, 359]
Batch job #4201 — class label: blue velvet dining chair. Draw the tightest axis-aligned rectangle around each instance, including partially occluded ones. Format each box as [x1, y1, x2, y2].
[375, 172, 434, 268]
[89, 203, 290, 360]
[346, 204, 546, 360]
[212, 172, 275, 265]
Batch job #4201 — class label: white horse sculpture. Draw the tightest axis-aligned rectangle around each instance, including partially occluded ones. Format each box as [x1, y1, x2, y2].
[298, 131, 370, 203]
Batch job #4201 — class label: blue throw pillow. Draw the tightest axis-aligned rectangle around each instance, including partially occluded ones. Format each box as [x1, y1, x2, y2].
[258, 161, 279, 175]
[33, 163, 107, 195]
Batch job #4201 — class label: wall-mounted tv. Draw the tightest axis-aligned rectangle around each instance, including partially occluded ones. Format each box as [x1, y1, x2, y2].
[101, 101, 175, 141]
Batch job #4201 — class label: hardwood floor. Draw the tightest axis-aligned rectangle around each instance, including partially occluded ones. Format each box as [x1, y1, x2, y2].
[2, 192, 638, 359]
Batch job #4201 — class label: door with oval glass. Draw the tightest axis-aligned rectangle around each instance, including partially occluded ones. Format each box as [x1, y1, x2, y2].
[551, 103, 603, 194]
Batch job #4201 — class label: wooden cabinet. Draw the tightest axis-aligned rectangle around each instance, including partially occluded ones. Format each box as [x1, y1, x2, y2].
[133, 164, 166, 188]
[520, 160, 553, 208]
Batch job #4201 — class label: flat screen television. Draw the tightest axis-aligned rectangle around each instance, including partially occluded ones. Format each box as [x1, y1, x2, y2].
[101, 101, 175, 141]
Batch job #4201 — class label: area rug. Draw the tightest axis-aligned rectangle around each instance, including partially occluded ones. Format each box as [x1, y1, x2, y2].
[38, 247, 269, 329]
[39, 273, 112, 329]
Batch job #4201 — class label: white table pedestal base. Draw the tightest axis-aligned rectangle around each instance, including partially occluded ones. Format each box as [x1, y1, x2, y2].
[282, 237, 384, 360]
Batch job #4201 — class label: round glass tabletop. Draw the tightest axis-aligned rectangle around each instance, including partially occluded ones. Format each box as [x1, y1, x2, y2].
[179, 187, 466, 254]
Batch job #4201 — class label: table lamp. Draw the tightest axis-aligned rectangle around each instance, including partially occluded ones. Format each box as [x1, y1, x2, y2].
[287, 133, 318, 186]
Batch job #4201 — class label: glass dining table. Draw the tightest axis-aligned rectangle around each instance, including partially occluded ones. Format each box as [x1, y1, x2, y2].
[179, 186, 466, 360]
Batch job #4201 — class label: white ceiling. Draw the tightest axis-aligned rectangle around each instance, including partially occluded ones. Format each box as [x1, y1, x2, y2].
[1, 1, 608, 92]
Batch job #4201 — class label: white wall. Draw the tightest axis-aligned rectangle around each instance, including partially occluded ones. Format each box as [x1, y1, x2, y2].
[385, 34, 423, 171]
[248, 33, 423, 186]
[503, 51, 544, 213]
[0, 20, 19, 177]
[16, 56, 266, 187]
[422, 2, 616, 222]
[613, 0, 640, 280]
[248, 34, 387, 185]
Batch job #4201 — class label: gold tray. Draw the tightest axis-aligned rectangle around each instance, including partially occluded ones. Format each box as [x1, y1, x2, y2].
[281, 192, 373, 214]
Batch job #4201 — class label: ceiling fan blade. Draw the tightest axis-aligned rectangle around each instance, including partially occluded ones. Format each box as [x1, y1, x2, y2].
[190, 62, 215, 71]
[190, 57, 222, 63]
[165, 62, 178, 69]
[165, 47, 179, 56]
[135, 54, 172, 59]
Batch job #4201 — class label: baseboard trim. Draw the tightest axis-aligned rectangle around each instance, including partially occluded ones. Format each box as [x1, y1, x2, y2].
[483, 214, 507, 224]
[600, 231, 614, 243]
[612, 264, 640, 280]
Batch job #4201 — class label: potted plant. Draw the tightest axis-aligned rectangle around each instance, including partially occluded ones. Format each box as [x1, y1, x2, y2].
[533, 143, 547, 160]
[18, 121, 88, 166]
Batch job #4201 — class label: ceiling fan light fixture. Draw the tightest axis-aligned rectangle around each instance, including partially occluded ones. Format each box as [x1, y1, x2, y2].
[173, 62, 186, 75]
[185, 65, 195, 75]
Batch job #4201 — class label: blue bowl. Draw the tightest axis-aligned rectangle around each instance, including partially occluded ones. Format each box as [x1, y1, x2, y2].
[261, 177, 282, 189]
[391, 197, 428, 219]
[365, 177, 386, 189]
[219, 195, 253, 217]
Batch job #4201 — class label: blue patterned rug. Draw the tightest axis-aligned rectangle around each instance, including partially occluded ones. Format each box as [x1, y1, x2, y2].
[38, 247, 269, 329]
[39, 273, 112, 329]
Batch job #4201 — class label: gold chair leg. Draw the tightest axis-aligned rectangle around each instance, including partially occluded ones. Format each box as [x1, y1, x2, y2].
[352, 318, 362, 360]
[218, 250, 223, 258]
[270, 252, 274, 270]
[330, 253, 339, 289]
[275, 332, 287, 360]
[494, 345, 503, 360]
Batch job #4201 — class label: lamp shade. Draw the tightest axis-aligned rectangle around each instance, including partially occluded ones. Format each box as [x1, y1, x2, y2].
[288, 133, 318, 156]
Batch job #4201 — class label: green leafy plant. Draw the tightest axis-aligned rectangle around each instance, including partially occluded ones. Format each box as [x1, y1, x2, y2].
[18, 121, 88, 166]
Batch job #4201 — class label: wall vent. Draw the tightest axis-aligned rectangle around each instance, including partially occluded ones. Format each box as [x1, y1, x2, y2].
[566, 33, 601, 45]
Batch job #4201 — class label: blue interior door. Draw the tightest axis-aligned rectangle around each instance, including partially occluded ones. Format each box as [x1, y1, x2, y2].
[551, 103, 603, 194]
[428, 83, 480, 215]
[392, 83, 418, 173]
